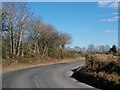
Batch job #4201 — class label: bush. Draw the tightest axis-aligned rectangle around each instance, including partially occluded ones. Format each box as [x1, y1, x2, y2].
[24, 49, 36, 58]
[48, 48, 63, 58]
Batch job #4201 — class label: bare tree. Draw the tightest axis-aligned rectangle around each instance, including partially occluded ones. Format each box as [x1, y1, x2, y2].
[2, 2, 73, 60]
[99, 45, 106, 53]
[74, 46, 81, 53]
[2, 2, 32, 57]
[2, 2, 16, 57]
[87, 44, 96, 53]
[105, 45, 110, 52]
[81, 47, 87, 54]
[16, 3, 32, 57]
[58, 33, 71, 49]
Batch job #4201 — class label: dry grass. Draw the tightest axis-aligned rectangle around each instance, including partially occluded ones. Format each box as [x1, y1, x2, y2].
[86, 54, 118, 62]
[2, 57, 82, 72]
[72, 54, 120, 89]
[94, 54, 118, 62]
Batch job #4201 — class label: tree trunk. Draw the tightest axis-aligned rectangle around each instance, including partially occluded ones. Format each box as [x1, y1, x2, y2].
[9, 28, 14, 57]
[42, 45, 48, 57]
[11, 28, 16, 56]
[9, 30, 12, 57]
[37, 42, 40, 54]
[39, 44, 43, 55]
[17, 29, 23, 57]
[34, 42, 37, 53]
[21, 41, 24, 57]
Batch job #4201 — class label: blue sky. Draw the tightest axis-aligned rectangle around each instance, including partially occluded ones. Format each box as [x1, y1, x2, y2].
[27, 2, 118, 48]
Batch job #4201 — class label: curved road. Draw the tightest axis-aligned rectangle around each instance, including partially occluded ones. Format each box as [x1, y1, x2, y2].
[2, 60, 95, 88]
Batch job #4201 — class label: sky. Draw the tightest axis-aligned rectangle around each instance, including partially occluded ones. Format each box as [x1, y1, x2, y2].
[27, 2, 118, 48]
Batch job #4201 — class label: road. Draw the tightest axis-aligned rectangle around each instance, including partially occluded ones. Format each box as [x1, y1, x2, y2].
[2, 60, 95, 88]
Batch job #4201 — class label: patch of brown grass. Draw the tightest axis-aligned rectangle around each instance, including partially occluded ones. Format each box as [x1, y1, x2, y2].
[72, 54, 120, 89]
[2, 57, 82, 72]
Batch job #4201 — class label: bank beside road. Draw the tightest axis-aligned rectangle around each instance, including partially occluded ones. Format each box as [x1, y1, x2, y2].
[72, 54, 120, 89]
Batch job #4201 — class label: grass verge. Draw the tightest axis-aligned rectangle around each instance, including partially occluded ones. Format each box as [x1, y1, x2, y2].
[2, 57, 83, 72]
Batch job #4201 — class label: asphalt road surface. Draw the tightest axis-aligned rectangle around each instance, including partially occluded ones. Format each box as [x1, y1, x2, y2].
[2, 60, 95, 88]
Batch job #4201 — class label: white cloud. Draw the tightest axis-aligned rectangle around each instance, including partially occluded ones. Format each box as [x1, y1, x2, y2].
[98, 1, 110, 7]
[98, 1, 119, 9]
[112, 12, 119, 15]
[109, 2, 118, 8]
[100, 16, 119, 22]
[104, 30, 117, 33]
[104, 30, 113, 33]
